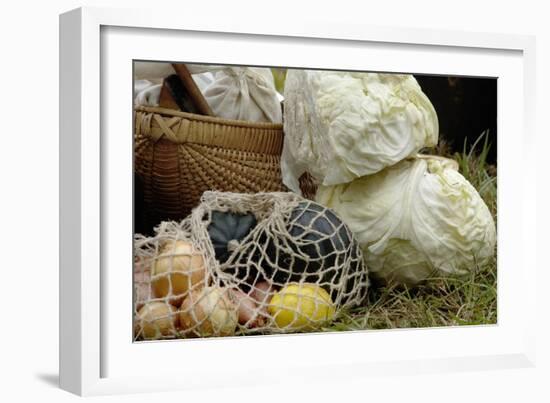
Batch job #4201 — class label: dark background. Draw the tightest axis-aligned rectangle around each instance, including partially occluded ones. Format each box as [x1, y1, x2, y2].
[414, 75, 497, 164]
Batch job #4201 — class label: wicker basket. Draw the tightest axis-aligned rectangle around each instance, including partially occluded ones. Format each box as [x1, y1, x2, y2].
[134, 106, 287, 234]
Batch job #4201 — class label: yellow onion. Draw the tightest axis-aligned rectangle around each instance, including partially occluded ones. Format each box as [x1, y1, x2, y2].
[135, 301, 178, 340]
[179, 287, 238, 337]
[152, 240, 206, 304]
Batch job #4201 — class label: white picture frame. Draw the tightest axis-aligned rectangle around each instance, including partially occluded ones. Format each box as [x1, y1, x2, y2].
[59, 6, 537, 396]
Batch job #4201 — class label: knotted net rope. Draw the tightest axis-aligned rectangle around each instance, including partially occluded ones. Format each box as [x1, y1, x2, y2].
[134, 191, 368, 340]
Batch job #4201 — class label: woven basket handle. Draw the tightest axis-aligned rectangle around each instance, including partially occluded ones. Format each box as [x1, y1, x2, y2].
[171, 63, 213, 116]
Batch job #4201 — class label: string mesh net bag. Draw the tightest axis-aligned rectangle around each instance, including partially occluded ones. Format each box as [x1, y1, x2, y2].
[134, 191, 368, 340]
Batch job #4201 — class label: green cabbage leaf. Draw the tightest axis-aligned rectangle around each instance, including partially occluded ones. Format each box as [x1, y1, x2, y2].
[282, 70, 439, 192]
[316, 157, 496, 285]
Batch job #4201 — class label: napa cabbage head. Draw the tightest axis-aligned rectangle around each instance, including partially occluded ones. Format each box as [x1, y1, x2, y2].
[316, 156, 496, 285]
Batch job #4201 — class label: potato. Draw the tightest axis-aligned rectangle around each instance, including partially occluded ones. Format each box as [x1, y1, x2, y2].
[135, 301, 178, 340]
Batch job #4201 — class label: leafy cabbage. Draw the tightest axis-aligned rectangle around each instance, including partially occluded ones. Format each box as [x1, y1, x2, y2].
[316, 156, 496, 285]
[282, 70, 438, 193]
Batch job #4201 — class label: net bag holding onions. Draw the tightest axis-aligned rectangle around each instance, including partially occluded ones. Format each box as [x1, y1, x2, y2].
[134, 191, 368, 339]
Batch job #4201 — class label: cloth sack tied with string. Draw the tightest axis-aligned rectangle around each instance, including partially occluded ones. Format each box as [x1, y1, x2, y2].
[133, 62, 282, 123]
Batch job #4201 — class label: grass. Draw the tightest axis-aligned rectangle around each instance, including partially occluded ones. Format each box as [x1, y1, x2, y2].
[323, 132, 498, 331]
[271, 68, 287, 94]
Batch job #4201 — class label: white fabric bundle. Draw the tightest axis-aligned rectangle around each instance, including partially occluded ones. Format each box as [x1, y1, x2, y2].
[199, 67, 282, 123]
[133, 62, 282, 123]
[134, 79, 162, 107]
[282, 70, 439, 193]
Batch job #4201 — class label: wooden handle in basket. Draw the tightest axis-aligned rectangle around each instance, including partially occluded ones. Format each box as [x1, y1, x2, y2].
[158, 76, 181, 110]
[171, 63, 213, 116]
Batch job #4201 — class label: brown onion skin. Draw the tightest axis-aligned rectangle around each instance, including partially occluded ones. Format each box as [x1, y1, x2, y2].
[179, 287, 238, 337]
[135, 301, 178, 340]
[151, 240, 207, 305]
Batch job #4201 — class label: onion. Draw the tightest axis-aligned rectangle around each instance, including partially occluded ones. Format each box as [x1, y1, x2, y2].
[250, 281, 273, 306]
[151, 240, 207, 304]
[179, 287, 238, 337]
[135, 301, 178, 340]
[134, 257, 152, 311]
[134, 269, 152, 311]
[231, 281, 274, 328]
[229, 289, 262, 327]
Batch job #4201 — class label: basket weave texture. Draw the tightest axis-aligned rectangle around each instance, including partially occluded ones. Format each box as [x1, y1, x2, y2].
[134, 106, 287, 232]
